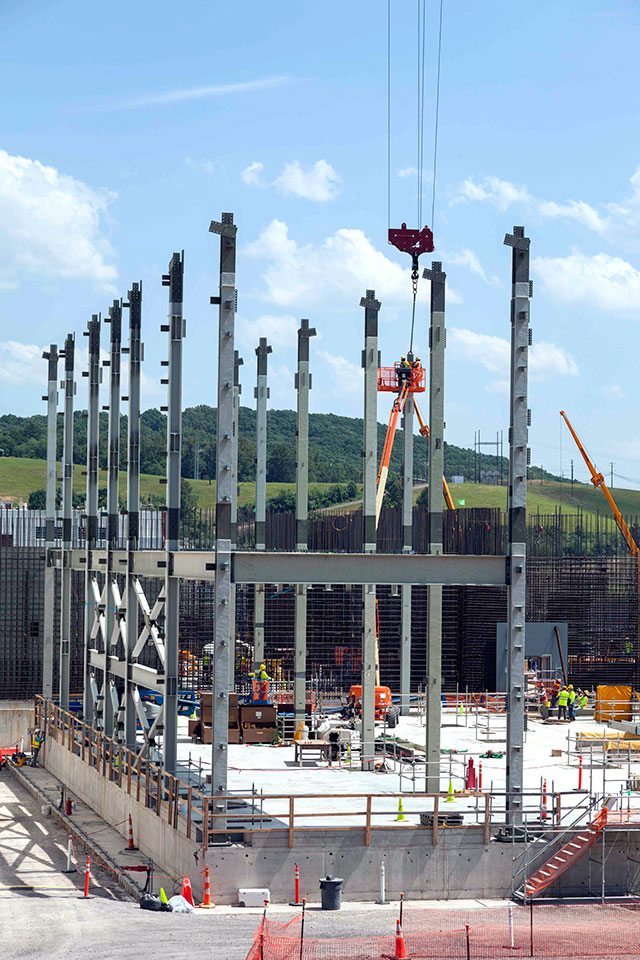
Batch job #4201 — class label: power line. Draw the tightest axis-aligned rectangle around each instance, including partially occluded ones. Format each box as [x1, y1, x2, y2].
[430, 0, 444, 231]
[387, 0, 391, 232]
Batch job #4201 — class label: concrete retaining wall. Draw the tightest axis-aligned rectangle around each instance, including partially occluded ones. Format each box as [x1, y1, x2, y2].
[0, 700, 34, 748]
[43, 736, 639, 904]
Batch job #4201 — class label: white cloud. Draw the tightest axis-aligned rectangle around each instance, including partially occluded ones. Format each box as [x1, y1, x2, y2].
[86, 75, 293, 111]
[184, 157, 215, 176]
[243, 218, 463, 313]
[0, 150, 117, 291]
[534, 251, 640, 311]
[238, 313, 300, 350]
[0, 341, 46, 385]
[448, 327, 578, 390]
[453, 175, 531, 211]
[602, 383, 624, 399]
[398, 166, 418, 179]
[446, 248, 499, 286]
[241, 161, 266, 187]
[273, 160, 341, 202]
[317, 349, 363, 394]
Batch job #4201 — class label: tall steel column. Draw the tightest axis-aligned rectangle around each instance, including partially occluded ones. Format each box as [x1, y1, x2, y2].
[124, 282, 142, 749]
[294, 319, 316, 723]
[42, 345, 58, 701]
[504, 226, 530, 824]
[103, 300, 122, 738]
[360, 289, 380, 769]
[254, 337, 271, 668]
[210, 213, 237, 798]
[161, 252, 184, 774]
[400, 395, 414, 714]
[423, 261, 446, 792]
[229, 350, 243, 687]
[83, 316, 101, 722]
[59, 333, 75, 711]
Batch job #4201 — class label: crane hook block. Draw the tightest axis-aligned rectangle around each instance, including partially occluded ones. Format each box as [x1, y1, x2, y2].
[388, 223, 434, 257]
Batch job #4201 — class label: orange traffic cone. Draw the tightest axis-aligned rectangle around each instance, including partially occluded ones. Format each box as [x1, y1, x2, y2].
[394, 919, 408, 959]
[181, 875, 195, 907]
[199, 866, 215, 908]
[126, 814, 137, 850]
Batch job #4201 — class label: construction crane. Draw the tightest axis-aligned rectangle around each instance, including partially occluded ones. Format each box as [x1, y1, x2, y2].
[375, 360, 425, 524]
[413, 397, 456, 511]
[560, 410, 637, 556]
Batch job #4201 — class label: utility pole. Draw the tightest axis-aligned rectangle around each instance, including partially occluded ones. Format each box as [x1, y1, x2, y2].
[161, 252, 185, 775]
[59, 333, 75, 712]
[124, 282, 142, 749]
[254, 337, 271, 669]
[504, 225, 531, 827]
[400, 387, 414, 716]
[83, 317, 100, 723]
[42, 345, 58, 701]
[103, 299, 122, 739]
[210, 212, 237, 800]
[360, 289, 380, 770]
[423, 261, 446, 793]
[294, 319, 316, 723]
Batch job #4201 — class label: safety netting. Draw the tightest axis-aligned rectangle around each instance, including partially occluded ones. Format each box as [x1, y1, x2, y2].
[246, 903, 640, 960]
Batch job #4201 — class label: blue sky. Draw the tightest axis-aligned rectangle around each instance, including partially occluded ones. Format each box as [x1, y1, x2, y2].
[1, 0, 640, 486]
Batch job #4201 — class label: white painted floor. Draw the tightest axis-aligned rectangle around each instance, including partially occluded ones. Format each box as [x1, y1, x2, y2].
[176, 708, 639, 828]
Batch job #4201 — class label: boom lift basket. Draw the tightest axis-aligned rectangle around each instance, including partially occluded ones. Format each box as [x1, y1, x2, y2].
[377, 366, 426, 393]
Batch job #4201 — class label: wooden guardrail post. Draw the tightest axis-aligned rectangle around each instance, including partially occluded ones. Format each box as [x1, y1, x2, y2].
[187, 786, 192, 839]
[432, 795, 439, 846]
[483, 793, 491, 846]
[203, 797, 209, 847]
[288, 796, 295, 848]
[365, 795, 372, 846]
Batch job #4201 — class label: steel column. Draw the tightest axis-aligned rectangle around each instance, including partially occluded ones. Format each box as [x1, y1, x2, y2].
[504, 226, 531, 824]
[294, 319, 316, 722]
[229, 350, 243, 687]
[254, 337, 271, 670]
[59, 333, 75, 711]
[423, 261, 446, 793]
[103, 300, 122, 738]
[83, 317, 101, 722]
[42, 345, 58, 701]
[210, 213, 237, 798]
[360, 290, 380, 769]
[161, 253, 184, 774]
[400, 393, 414, 715]
[124, 282, 142, 749]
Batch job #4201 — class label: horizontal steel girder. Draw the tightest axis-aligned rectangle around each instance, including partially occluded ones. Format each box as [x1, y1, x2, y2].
[55, 549, 507, 587]
[89, 650, 164, 690]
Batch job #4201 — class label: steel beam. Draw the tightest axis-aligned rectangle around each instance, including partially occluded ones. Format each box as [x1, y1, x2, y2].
[423, 261, 446, 793]
[504, 226, 531, 824]
[103, 300, 122, 737]
[210, 213, 237, 799]
[124, 282, 142, 748]
[294, 319, 316, 722]
[42, 345, 58, 701]
[360, 289, 380, 769]
[59, 333, 75, 711]
[229, 350, 243, 687]
[161, 252, 184, 775]
[82, 317, 101, 723]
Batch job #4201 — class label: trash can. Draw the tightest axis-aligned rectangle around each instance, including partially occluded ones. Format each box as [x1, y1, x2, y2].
[319, 876, 343, 910]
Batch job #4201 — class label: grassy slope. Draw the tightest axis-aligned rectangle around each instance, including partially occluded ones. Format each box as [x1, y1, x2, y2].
[3, 455, 640, 516]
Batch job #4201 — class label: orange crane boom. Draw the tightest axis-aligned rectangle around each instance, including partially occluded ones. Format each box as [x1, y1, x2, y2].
[560, 410, 637, 557]
[375, 382, 409, 524]
[413, 397, 456, 511]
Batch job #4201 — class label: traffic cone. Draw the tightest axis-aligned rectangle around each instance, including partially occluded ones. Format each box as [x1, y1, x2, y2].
[126, 813, 137, 851]
[181, 876, 195, 907]
[199, 866, 215, 908]
[395, 798, 406, 822]
[160, 887, 168, 905]
[445, 779, 455, 803]
[394, 919, 408, 959]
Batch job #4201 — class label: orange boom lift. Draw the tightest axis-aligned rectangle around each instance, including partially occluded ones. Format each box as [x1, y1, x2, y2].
[560, 410, 637, 556]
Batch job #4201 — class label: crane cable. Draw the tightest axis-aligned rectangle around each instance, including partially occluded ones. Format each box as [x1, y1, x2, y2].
[385, 0, 444, 356]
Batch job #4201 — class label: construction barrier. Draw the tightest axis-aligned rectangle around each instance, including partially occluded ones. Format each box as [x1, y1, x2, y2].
[245, 904, 640, 959]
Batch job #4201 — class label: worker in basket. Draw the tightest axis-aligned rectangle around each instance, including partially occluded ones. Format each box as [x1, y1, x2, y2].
[396, 355, 411, 385]
[258, 662, 271, 701]
[413, 356, 422, 370]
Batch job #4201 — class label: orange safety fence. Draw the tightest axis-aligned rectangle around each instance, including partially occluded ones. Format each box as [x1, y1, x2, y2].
[246, 904, 640, 960]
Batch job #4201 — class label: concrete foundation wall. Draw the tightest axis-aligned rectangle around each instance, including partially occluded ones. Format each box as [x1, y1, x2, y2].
[43, 736, 639, 904]
[0, 700, 34, 747]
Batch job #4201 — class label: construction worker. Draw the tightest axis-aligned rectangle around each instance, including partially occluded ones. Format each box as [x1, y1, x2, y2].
[567, 685, 576, 720]
[575, 689, 589, 716]
[258, 662, 270, 701]
[30, 728, 44, 767]
[625, 637, 634, 656]
[557, 685, 569, 721]
[550, 679, 561, 710]
[396, 356, 411, 385]
[413, 356, 422, 370]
